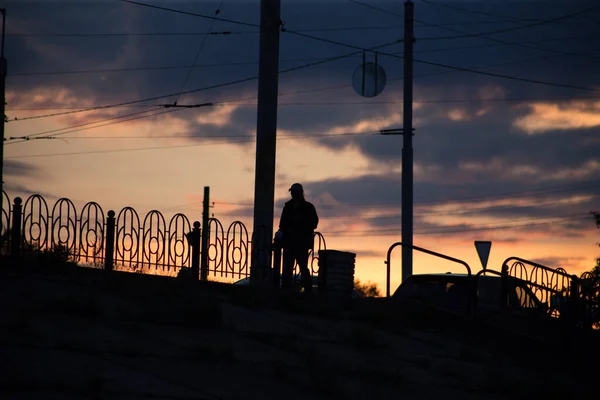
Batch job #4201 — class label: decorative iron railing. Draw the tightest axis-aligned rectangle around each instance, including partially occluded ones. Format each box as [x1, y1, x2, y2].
[0, 192, 326, 281]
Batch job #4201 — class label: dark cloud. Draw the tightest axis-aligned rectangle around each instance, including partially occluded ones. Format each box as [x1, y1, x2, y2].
[4, 160, 40, 178]
[5, 0, 600, 233]
[2, 182, 56, 203]
[275, 173, 600, 237]
[7, 0, 599, 102]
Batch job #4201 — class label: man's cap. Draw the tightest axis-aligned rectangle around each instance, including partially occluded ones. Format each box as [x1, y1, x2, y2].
[289, 183, 303, 192]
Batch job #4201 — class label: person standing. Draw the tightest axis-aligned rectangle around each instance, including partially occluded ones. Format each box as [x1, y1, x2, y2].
[278, 183, 319, 293]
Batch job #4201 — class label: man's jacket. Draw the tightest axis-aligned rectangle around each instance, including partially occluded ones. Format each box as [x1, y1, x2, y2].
[278, 199, 319, 250]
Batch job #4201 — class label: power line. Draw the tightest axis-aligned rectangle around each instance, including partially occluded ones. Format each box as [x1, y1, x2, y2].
[351, 0, 600, 38]
[9, 19, 598, 39]
[122, 0, 600, 55]
[4, 131, 383, 159]
[180, 46, 600, 113]
[173, 0, 225, 105]
[5, 107, 193, 145]
[9, 43, 600, 117]
[7, 37, 401, 124]
[10, 31, 596, 78]
[9, 17, 600, 126]
[414, 3, 600, 60]
[8, 46, 597, 136]
[120, 0, 258, 28]
[417, 0, 593, 25]
[9, 94, 600, 114]
[120, 0, 600, 68]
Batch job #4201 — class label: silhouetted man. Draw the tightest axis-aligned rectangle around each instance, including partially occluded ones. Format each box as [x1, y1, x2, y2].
[278, 183, 319, 293]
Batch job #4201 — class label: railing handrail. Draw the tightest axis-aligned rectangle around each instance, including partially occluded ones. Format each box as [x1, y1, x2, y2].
[385, 242, 472, 298]
[1, 192, 328, 282]
[502, 256, 578, 280]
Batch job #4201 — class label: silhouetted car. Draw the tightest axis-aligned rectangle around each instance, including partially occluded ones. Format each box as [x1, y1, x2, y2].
[393, 273, 548, 316]
[234, 275, 365, 299]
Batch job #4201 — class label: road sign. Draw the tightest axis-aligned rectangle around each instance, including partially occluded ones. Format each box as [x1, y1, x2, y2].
[474, 241, 492, 270]
[352, 61, 387, 98]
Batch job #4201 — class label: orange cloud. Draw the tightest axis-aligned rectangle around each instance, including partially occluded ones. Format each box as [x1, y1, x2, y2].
[514, 100, 600, 134]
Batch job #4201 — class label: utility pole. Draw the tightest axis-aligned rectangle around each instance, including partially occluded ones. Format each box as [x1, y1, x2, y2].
[250, 0, 281, 285]
[402, 0, 414, 282]
[0, 8, 6, 237]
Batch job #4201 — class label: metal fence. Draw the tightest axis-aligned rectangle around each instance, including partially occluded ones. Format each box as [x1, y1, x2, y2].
[0, 192, 326, 281]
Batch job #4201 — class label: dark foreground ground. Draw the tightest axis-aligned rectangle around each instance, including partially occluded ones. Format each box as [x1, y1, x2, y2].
[0, 262, 598, 400]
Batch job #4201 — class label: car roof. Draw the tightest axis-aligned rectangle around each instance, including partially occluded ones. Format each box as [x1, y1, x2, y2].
[410, 272, 497, 278]
[406, 273, 501, 280]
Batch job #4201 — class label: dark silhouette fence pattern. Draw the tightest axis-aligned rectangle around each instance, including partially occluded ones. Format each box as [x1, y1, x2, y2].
[503, 257, 599, 324]
[1, 192, 326, 280]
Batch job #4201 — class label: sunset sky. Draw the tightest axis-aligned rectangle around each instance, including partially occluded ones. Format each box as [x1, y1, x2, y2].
[3, 0, 600, 291]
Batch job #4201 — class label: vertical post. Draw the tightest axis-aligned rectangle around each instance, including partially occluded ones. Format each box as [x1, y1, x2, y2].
[200, 186, 210, 281]
[272, 245, 281, 289]
[190, 221, 201, 280]
[10, 196, 21, 261]
[104, 210, 115, 271]
[251, 0, 281, 285]
[500, 264, 509, 309]
[401, 1, 414, 282]
[0, 9, 7, 231]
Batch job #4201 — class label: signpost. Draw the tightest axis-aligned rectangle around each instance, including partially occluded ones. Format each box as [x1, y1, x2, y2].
[474, 241, 492, 270]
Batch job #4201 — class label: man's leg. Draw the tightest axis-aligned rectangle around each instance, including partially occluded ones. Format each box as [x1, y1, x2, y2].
[281, 248, 295, 290]
[296, 248, 312, 293]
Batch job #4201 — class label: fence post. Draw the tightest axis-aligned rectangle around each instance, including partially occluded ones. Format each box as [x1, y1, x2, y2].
[10, 197, 22, 261]
[104, 210, 115, 271]
[191, 221, 201, 280]
[500, 264, 508, 309]
[200, 186, 210, 281]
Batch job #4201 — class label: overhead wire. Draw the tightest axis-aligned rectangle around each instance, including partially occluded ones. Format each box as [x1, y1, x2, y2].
[9, 17, 598, 39]
[8, 31, 597, 77]
[6, 37, 402, 125]
[412, 1, 600, 60]
[9, 35, 599, 128]
[5, 107, 194, 145]
[122, 0, 600, 93]
[172, 0, 225, 105]
[9, 43, 598, 146]
[349, 0, 600, 38]
[417, 0, 593, 24]
[9, 1, 600, 125]
[8, 0, 600, 152]
[9, 31, 596, 78]
[4, 131, 384, 159]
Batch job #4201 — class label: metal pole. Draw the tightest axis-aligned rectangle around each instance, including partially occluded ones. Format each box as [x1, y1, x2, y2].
[0, 9, 6, 237]
[250, 0, 281, 285]
[200, 186, 210, 281]
[401, 1, 414, 282]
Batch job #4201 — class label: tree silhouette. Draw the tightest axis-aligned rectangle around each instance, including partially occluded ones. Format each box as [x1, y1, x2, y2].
[354, 279, 381, 297]
[592, 212, 600, 276]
